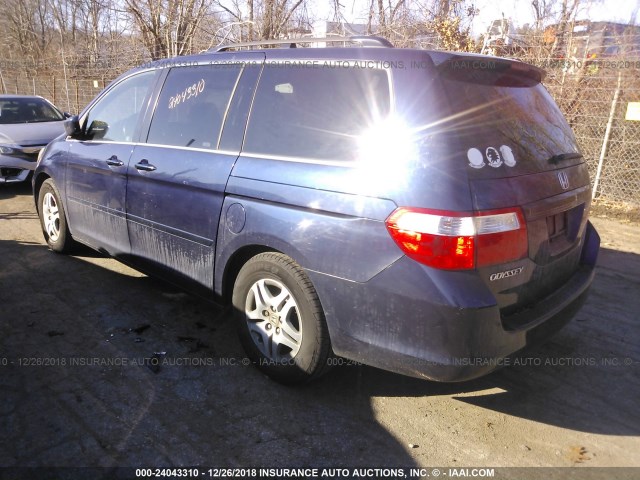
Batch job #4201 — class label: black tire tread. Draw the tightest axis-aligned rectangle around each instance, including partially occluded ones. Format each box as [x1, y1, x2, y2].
[234, 252, 333, 384]
[38, 178, 75, 253]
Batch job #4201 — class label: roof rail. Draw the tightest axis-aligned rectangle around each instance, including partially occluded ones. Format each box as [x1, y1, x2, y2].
[214, 35, 393, 52]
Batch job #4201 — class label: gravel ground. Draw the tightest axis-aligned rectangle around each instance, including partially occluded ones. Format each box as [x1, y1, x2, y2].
[1, 182, 639, 477]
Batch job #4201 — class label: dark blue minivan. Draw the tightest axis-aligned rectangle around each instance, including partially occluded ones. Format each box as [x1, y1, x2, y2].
[33, 36, 600, 384]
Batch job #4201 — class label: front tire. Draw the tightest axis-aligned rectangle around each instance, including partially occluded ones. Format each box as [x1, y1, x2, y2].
[38, 179, 75, 253]
[233, 252, 331, 384]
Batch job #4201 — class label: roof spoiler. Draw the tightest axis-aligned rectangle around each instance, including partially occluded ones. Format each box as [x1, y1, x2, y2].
[436, 54, 546, 85]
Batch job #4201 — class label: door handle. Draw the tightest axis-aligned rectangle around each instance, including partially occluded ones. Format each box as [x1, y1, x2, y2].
[106, 155, 124, 167]
[134, 159, 157, 172]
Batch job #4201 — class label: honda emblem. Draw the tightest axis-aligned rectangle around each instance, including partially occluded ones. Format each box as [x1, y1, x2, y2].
[558, 171, 570, 190]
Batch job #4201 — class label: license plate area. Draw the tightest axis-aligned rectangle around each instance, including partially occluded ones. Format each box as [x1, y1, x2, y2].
[547, 212, 567, 240]
[546, 205, 584, 257]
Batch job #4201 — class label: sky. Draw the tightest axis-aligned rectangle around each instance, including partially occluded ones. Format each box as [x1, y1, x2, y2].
[317, 0, 639, 35]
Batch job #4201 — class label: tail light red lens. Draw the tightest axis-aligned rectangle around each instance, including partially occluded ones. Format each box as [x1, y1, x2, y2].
[385, 207, 527, 270]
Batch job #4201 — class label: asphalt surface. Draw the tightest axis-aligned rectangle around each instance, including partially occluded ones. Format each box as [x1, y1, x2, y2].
[1, 182, 639, 476]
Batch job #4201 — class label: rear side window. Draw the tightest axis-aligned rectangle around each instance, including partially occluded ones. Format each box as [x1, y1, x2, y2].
[147, 65, 242, 150]
[244, 64, 391, 161]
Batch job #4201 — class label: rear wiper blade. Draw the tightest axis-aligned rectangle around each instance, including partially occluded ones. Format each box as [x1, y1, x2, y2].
[548, 152, 583, 164]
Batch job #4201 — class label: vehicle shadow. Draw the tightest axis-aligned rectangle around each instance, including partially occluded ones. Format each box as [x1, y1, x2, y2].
[0, 182, 39, 221]
[0, 210, 40, 221]
[0, 181, 32, 200]
[1, 184, 638, 469]
[0, 238, 416, 468]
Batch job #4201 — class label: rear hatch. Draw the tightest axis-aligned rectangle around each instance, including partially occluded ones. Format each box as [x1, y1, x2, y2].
[435, 55, 592, 324]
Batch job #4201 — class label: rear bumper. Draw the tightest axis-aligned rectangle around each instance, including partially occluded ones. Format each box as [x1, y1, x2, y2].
[310, 222, 600, 382]
[0, 155, 37, 183]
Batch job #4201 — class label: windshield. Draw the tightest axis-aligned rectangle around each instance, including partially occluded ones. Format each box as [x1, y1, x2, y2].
[0, 98, 65, 124]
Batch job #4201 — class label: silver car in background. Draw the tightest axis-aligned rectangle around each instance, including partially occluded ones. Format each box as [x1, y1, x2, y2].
[0, 95, 68, 183]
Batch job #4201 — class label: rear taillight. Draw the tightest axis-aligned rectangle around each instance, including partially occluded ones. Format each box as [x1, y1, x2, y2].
[385, 207, 527, 270]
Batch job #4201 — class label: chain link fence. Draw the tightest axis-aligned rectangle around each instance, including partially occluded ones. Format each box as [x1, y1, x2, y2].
[543, 63, 640, 212]
[0, 71, 109, 114]
[1, 33, 639, 212]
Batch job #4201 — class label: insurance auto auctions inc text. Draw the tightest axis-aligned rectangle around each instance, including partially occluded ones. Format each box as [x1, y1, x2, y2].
[247, 468, 495, 478]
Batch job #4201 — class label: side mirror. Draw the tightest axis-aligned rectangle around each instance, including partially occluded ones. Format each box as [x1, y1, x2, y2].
[86, 120, 109, 140]
[63, 112, 72, 118]
[64, 115, 82, 138]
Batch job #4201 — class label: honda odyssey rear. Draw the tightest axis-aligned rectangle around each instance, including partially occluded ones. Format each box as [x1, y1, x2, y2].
[331, 52, 601, 381]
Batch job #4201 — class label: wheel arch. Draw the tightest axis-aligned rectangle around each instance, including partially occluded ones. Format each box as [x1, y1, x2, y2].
[220, 244, 282, 304]
[32, 172, 51, 214]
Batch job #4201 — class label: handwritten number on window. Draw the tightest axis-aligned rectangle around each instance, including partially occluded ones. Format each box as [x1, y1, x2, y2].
[169, 79, 206, 109]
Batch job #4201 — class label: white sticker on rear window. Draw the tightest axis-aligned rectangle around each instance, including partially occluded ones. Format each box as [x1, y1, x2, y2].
[467, 148, 485, 168]
[500, 145, 516, 167]
[468, 145, 517, 169]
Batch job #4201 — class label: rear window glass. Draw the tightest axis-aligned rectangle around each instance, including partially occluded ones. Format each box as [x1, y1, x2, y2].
[437, 65, 581, 176]
[244, 64, 391, 161]
[0, 98, 64, 124]
[147, 65, 242, 150]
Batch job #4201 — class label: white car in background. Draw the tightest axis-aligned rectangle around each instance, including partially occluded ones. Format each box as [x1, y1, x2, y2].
[0, 95, 69, 183]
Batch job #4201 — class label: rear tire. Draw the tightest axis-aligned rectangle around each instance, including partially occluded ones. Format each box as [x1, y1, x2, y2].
[38, 179, 75, 253]
[232, 252, 332, 384]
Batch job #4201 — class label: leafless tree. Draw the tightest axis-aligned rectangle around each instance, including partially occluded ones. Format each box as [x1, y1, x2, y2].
[551, 0, 581, 56]
[214, 0, 310, 41]
[48, 0, 80, 42]
[124, 0, 212, 59]
[531, 0, 553, 31]
[2, 0, 52, 59]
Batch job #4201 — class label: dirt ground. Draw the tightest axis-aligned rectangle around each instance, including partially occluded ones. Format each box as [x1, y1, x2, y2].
[1, 182, 639, 475]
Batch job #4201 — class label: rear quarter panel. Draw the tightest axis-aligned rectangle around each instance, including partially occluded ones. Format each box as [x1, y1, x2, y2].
[216, 163, 401, 288]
